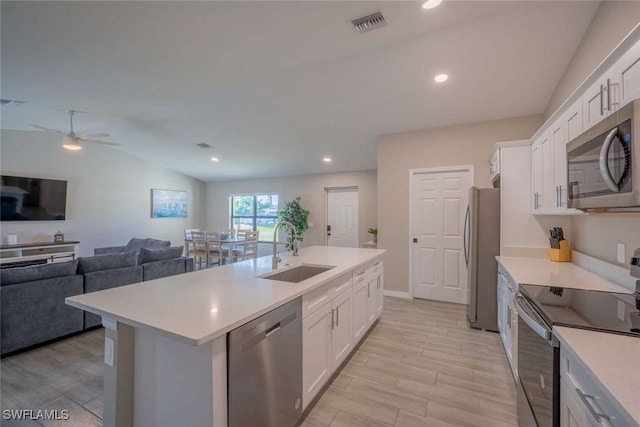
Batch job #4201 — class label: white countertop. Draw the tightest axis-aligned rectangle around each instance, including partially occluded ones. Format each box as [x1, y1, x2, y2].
[554, 326, 640, 424]
[66, 246, 385, 346]
[496, 256, 630, 293]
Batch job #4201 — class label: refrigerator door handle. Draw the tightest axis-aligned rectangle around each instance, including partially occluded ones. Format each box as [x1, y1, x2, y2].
[463, 205, 470, 266]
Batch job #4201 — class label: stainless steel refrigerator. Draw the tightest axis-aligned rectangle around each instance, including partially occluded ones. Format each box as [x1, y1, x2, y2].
[464, 187, 500, 331]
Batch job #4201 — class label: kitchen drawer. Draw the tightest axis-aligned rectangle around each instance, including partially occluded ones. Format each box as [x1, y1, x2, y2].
[302, 272, 352, 319]
[560, 345, 634, 426]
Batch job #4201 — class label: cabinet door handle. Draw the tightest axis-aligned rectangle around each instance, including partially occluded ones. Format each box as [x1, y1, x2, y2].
[367, 283, 370, 298]
[558, 185, 563, 207]
[607, 78, 611, 111]
[575, 388, 610, 423]
[507, 305, 511, 328]
[600, 84, 605, 116]
[331, 308, 335, 330]
[336, 305, 339, 327]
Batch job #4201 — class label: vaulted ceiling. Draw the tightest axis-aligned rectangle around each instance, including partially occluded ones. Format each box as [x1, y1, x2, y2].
[1, 1, 599, 181]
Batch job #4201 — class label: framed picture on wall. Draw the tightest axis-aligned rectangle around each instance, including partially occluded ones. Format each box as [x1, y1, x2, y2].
[151, 189, 188, 218]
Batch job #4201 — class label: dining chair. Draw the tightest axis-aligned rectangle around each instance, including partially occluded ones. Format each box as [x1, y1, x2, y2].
[191, 231, 210, 269]
[205, 231, 225, 267]
[233, 230, 259, 261]
[184, 228, 199, 257]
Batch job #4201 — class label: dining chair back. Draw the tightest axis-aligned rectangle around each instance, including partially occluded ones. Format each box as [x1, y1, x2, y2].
[205, 232, 225, 266]
[233, 230, 259, 261]
[190, 231, 209, 269]
[184, 228, 200, 256]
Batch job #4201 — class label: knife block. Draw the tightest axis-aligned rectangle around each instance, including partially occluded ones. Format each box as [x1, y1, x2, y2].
[550, 239, 571, 262]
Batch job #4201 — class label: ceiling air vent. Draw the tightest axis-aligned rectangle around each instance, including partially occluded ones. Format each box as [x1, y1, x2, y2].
[196, 142, 213, 149]
[351, 11, 386, 33]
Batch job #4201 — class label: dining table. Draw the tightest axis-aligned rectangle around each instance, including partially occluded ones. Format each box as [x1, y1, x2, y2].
[219, 237, 245, 264]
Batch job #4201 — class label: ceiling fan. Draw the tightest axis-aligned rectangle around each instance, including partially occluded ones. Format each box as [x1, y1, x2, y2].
[30, 110, 119, 151]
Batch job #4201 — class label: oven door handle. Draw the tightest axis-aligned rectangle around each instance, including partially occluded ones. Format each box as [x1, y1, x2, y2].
[599, 127, 621, 193]
[515, 295, 552, 341]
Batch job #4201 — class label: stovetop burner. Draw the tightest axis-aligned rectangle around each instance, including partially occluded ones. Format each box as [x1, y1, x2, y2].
[519, 284, 640, 337]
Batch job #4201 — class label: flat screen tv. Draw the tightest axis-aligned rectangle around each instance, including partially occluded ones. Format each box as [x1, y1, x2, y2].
[1, 175, 67, 221]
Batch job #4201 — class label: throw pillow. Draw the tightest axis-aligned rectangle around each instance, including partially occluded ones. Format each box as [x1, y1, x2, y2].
[1, 259, 79, 286]
[145, 238, 171, 249]
[138, 246, 184, 265]
[78, 252, 138, 274]
[124, 238, 149, 253]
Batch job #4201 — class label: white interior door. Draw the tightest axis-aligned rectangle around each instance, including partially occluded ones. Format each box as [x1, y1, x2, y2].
[412, 169, 470, 304]
[326, 188, 359, 248]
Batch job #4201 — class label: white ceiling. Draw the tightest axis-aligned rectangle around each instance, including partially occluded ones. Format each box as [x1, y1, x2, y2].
[1, 1, 599, 182]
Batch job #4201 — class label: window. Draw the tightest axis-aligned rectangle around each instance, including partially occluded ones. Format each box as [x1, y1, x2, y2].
[230, 194, 279, 242]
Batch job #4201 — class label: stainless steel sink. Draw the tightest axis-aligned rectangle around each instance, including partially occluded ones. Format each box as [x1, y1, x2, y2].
[260, 264, 335, 283]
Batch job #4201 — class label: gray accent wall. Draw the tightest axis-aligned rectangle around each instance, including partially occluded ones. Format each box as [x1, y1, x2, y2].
[0, 130, 206, 256]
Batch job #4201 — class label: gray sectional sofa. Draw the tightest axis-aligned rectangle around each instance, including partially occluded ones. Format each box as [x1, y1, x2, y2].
[1, 245, 193, 356]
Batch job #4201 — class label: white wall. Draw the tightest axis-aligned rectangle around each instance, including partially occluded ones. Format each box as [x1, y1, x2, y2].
[377, 114, 543, 294]
[205, 171, 377, 255]
[1, 130, 206, 256]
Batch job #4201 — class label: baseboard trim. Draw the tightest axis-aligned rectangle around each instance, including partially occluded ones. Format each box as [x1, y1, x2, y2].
[384, 290, 411, 299]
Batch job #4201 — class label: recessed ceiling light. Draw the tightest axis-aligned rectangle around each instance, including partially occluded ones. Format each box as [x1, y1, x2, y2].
[434, 73, 449, 83]
[210, 156, 219, 162]
[323, 157, 332, 163]
[422, 0, 442, 10]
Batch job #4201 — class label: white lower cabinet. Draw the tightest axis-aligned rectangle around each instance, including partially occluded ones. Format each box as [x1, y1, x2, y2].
[331, 290, 352, 369]
[560, 378, 593, 427]
[560, 344, 634, 427]
[302, 258, 384, 409]
[497, 265, 518, 382]
[352, 274, 368, 343]
[302, 303, 332, 408]
[302, 292, 353, 408]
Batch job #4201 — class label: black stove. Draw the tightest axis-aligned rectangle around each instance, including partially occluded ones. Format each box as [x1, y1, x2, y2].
[519, 284, 640, 337]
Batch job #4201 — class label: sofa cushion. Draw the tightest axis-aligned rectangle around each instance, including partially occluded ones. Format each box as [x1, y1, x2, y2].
[145, 238, 171, 249]
[138, 246, 184, 265]
[124, 238, 149, 253]
[78, 252, 138, 274]
[0, 260, 79, 286]
[1, 275, 84, 355]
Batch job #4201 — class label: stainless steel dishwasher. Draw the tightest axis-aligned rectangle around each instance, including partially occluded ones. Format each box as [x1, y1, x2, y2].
[228, 297, 302, 427]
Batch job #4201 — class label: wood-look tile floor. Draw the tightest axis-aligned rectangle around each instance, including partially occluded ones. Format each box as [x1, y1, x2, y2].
[0, 297, 517, 427]
[301, 297, 518, 427]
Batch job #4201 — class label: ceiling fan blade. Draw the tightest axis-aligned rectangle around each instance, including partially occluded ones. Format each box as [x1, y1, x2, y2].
[30, 124, 63, 133]
[84, 139, 120, 147]
[83, 132, 110, 139]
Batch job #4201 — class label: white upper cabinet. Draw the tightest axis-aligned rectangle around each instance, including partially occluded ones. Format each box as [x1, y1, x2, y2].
[551, 118, 567, 210]
[582, 61, 622, 131]
[531, 33, 639, 215]
[531, 138, 544, 212]
[564, 98, 583, 145]
[615, 38, 640, 108]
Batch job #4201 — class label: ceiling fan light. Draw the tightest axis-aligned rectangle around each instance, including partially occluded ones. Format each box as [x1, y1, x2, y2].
[62, 136, 82, 151]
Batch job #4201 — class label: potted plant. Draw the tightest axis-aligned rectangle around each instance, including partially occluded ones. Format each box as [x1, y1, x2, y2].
[279, 196, 310, 250]
[368, 227, 378, 243]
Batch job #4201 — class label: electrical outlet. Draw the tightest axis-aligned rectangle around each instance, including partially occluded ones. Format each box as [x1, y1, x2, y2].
[617, 243, 626, 264]
[617, 300, 626, 322]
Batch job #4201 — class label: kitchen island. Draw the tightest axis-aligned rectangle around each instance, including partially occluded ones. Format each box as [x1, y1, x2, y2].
[66, 246, 385, 427]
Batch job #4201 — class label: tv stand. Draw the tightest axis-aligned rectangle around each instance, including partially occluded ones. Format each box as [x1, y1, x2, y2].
[0, 241, 80, 268]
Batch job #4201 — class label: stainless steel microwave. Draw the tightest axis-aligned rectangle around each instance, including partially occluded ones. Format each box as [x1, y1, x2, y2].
[567, 99, 639, 210]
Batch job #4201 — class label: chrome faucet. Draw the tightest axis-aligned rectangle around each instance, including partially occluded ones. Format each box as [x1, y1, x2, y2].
[272, 221, 299, 269]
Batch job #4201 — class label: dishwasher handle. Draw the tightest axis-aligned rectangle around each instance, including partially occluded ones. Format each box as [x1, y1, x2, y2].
[242, 311, 297, 351]
[515, 294, 552, 341]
